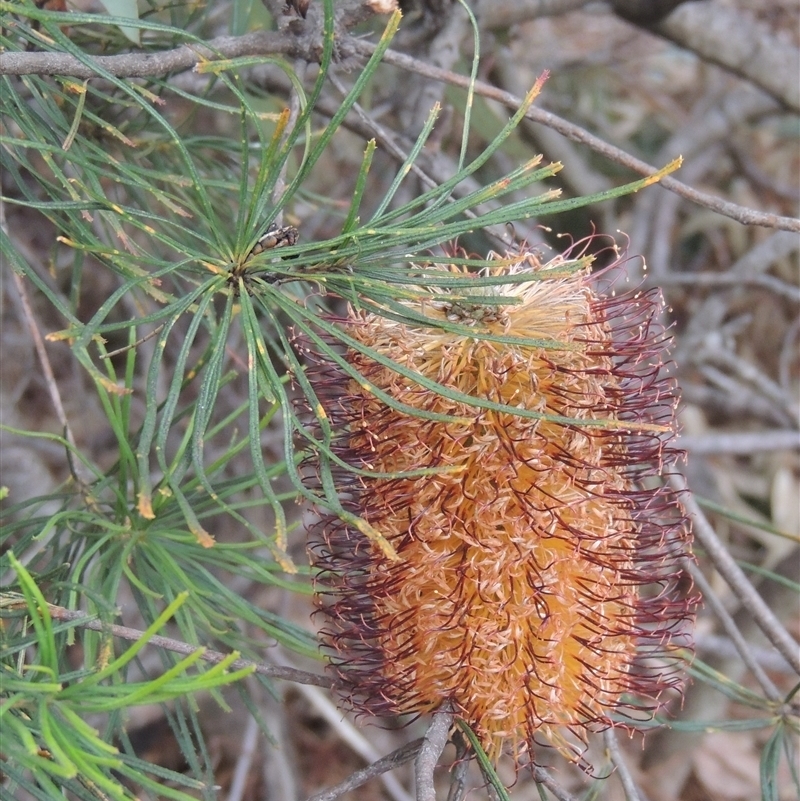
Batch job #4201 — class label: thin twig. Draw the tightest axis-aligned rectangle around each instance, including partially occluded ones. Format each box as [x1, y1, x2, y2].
[730, 140, 800, 203]
[0, 30, 297, 77]
[475, 0, 592, 29]
[532, 767, 579, 801]
[675, 231, 799, 372]
[779, 318, 800, 392]
[294, 683, 414, 801]
[99, 324, 166, 359]
[655, 1, 800, 113]
[728, 230, 799, 279]
[327, 70, 440, 193]
[415, 704, 455, 801]
[4, 26, 797, 232]
[260, 678, 300, 801]
[682, 558, 783, 701]
[325, 71, 516, 247]
[678, 430, 800, 455]
[687, 368, 792, 429]
[445, 731, 470, 801]
[653, 271, 800, 303]
[42, 605, 333, 687]
[703, 349, 799, 425]
[604, 729, 644, 801]
[6, 269, 96, 495]
[228, 714, 261, 801]
[305, 739, 424, 801]
[670, 473, 800, 675]
[273, 58, 307, 219]
[351, 40, 800, 233]
[8, 271, 76, 452]
[696, 633, 799, 675]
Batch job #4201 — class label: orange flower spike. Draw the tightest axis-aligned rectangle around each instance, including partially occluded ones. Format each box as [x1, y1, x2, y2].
[307, 243, 695, 766]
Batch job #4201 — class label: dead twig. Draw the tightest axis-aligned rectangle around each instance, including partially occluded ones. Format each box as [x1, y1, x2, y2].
[604, 729, 645, 801]
[670, 473, 800, 675]
[8, 271, 76, 455]
[682, 558, 783, 701]
[532, 767, 580, 801]
[293, 683, 414, 801]
[415, 704, 454, 801]
[655, 2, 800, 112]
[445, 731, 470, 801]
[305, 739, 424, 801]
[678, 430, 800, 456]
[687, 366, 792, 428]
[475, 0, 593, 29]
[702, 348, 798, 425]
[0, 30, 298, 77]
[654, 271, 800, 304]
[227, 714, 261, 801]
[4, 24, 796, 233]
[696, 633, 799, 675]
[351, 40, 800, 233]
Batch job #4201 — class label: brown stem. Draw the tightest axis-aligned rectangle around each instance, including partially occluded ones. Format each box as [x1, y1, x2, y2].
[415, 704, 454, 801]
[0, 30, 302, 78]
[2, 26, 796, 233]
[350, 39, 800, 234]
[670, 474, 800, 676]
[305, 739, 423, 801]
[45, 605, 333, 688]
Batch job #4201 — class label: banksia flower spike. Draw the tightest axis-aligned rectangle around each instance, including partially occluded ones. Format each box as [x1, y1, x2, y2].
[304, 241, 694, 766]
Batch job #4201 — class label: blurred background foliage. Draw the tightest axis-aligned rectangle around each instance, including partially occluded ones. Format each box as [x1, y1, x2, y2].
[1, 0, 798, 799]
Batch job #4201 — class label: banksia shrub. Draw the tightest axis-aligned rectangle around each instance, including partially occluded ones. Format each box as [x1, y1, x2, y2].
[305, 243, 694, 765]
